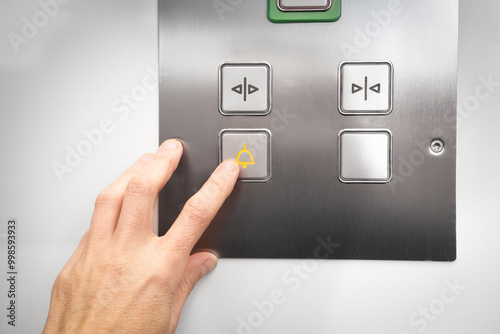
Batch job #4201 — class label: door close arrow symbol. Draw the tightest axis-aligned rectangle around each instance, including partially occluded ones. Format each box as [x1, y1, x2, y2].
[369, 83, 381, 94]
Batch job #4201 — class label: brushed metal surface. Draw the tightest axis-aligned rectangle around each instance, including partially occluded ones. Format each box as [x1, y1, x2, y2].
[159, 0, 457, 260]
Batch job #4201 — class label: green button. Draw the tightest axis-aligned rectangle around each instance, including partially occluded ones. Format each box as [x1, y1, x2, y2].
[268, 0, 341, 23]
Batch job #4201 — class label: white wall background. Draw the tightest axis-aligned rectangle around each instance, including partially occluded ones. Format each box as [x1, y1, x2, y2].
[0, 1, 499, 333]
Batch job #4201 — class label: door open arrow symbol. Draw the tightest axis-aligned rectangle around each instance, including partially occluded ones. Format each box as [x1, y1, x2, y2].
[231, 84, 260, 96]
[248, 84, 259, 95]
[231, 78, 260, 102]
[232, 84, 243, 94]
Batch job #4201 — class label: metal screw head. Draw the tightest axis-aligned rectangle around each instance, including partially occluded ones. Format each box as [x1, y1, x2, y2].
[430, 139, 444, 154]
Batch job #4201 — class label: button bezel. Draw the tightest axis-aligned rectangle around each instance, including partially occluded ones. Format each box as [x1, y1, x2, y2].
[268, 0, 341, 23]
[278, 0, 332, 12]
[338, 61, 394, 115]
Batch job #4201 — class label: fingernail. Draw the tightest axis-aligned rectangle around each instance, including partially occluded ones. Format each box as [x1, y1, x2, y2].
[220, 160, 236, 172]
[201, 257, 218, 276]
[161, 140, 181, 151]
[140, 154, 155, 162]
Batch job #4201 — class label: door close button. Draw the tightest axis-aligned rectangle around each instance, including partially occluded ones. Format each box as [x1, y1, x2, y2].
[339, 61, 393, 115]
[339, 130, 392, 183]
[220, 129, 272, 182]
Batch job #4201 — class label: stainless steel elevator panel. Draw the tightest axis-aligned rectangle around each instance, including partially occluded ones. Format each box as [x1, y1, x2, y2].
[159, 0, 457, 260]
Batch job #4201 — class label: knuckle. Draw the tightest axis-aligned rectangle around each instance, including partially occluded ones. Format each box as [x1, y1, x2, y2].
[147, 268, 169, 288]
[126, 177, 155, 198]
[181, 196, 211, 224]
[204, 176, 225, 199]
[54, 270, 69, 287]
[177, 266, 205, 299]
[178, 275, 196, 298]
[52, 269, 73, 296]
[95, 190, 121, 209]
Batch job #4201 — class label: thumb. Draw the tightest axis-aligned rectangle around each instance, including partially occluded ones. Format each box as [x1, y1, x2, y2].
[170, 252, 218, 328]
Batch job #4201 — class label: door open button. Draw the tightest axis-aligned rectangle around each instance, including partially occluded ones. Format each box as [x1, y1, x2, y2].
[220, 129, 271, 182]
[219, 63, 272, 116]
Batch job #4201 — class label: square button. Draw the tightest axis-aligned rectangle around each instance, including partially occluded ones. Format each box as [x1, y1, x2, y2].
[338, 61, 393, 115]
[339, 130, 392, 183]
[278, 0, 332, 12]
[219, 63, 271, 116]
[220, 130, 271, 182]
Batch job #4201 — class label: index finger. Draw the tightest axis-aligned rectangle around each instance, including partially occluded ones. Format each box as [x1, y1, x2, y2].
[160, 160, 239, 260]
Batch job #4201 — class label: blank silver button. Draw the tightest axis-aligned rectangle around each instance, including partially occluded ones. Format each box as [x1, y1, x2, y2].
[219, 63, 271, 116]
[339, 130, 392, 183]
[278, 0, 332, 11]
[220, 129, 271, 182]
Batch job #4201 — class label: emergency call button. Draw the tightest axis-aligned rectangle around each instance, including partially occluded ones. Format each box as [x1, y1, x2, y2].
[219, 129, 271, 182]
[219, 63, 271, 116]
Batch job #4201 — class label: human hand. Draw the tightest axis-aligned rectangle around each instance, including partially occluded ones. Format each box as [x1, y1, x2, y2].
[43, 139, 239, 333]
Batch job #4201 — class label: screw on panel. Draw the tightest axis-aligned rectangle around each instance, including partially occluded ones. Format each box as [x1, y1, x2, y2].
[430, 139, 445, 154]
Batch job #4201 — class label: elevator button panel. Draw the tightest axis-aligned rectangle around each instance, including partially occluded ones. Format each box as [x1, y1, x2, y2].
[159, 0, 458, 261]
[219, 63, 271, 116]
[339, 62, 393, 115]
[339, 130, 392, 183]
[219, 130, 271, 182]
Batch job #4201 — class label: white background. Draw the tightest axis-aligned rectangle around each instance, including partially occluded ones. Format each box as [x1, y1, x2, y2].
[0, 1, 499, 333]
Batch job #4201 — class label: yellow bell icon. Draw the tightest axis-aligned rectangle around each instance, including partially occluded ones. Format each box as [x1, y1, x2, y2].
[235, 144, 255, 169]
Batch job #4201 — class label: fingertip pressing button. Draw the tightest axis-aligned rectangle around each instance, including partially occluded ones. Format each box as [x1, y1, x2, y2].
[219, 129, 272, 182]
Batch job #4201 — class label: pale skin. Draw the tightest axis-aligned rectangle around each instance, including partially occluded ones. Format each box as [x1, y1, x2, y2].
[43, 139, 239, 333]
